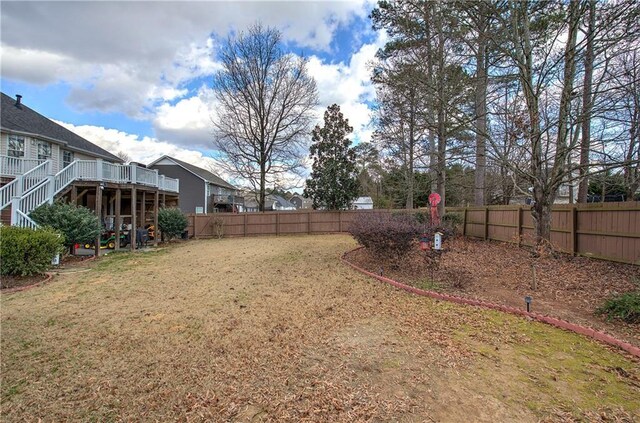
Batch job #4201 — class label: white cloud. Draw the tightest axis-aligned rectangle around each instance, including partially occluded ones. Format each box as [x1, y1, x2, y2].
[3, 0, 384, 185]
[0, 45, 97, 85]
[54, 120, 231, 180]
[147, 31, 385, 151]
[306, 32, 386, 143]
[153, 86, 218, 148]
[1, 1, 374, 115]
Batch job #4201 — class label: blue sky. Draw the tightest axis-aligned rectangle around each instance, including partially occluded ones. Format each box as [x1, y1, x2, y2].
[1, 1, 383, 181]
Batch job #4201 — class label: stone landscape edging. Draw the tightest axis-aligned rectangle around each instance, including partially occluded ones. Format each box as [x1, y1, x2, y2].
[341, 247, 640, 359]
[1, 272, 54, 294]
[1, 254, 97, 295]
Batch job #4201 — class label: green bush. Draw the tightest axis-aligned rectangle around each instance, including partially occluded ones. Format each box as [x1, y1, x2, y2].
[0, 226, 65, 276]
[596, 291, 640, 324]
[158, 208, 188, 241]
[30, 202, 101, 253]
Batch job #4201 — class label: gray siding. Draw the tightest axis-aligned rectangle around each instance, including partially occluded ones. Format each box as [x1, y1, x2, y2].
[150, 164, 205, 213]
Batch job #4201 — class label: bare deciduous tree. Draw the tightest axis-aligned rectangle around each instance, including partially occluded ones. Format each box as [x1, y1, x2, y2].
[212, 24, 318, 211]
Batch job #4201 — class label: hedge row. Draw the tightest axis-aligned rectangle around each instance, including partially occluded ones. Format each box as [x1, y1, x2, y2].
[0, 226, 64, 276]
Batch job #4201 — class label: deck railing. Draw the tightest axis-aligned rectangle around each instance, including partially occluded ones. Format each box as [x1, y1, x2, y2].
[134, 166, 158, 186]
[3, 158, 179, 227]
[0, 155, 44, 176]
[0, 161, 51, 210]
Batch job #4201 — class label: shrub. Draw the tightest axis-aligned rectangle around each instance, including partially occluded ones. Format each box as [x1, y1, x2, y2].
[349, 213, 422, 266]
[30, 202, 101, 253]
[596, 291, 640, 324]
[158, 208, 188, 241]
[0, 226, 65, 276]
[349, 212, 457, 267]
[212, 218, 224, 239]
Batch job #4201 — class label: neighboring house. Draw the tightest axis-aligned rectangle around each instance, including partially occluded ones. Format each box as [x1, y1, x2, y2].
[148, 155, 243, 214]
[0, 92, 179, 249]
[510, 182, 578, 206]
[353, 196, 374, 210]
[243, 194, 297, 212]
[290, 194, 313, 209]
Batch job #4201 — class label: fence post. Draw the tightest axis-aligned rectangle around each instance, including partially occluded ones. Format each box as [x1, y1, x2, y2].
[276, 212, 280, 236]
[484, 207, 489, 240]
[244, 213, 248, 237]
[570, 205, 578, 256]
[462, 208, 467, 237]
[517, 206, 523, 247]
[307, 211, 311, 234]
[192, 214, 197, 239]
[339, 210, 342, 232]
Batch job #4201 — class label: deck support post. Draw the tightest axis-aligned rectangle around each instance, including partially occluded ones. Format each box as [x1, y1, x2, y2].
[115, 188, 122, 249]
[131, 187, 137, 251]
[94, 184, 103, 257]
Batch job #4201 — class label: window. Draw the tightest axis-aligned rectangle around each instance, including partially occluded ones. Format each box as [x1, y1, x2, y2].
[8, 135, 25, 157]
[37, 141, 52, 160]
[63, 150, 74, 168]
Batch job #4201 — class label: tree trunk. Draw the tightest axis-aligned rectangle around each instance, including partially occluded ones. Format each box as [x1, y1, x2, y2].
[436, 3, 446, 217]
[406, 94, 415, 209]
[428, 129, 437, 193]
[577, 0, 596, 203]
[474, 2, 488, 206]
[259, 160, 266, 212]
[531, 191, 553, 246]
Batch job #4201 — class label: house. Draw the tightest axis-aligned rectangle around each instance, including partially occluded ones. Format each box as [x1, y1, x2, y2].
[1, 93, 122, 174]
[148, 155, 243, 214]
[243, 194, 297, 212]
[353, 196, 374, 210]
[289, 194, 313, 209]
[0, 92, 180, 250]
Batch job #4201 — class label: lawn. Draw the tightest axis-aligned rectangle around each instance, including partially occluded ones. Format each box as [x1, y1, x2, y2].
[1, 235, 639, 422]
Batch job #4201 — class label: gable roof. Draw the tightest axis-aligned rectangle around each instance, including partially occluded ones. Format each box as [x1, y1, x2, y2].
[271, 194, 296, 209]
[243, 194, 296, 210]
[148, 155, 236, 190]
[1, 92, 121, 162]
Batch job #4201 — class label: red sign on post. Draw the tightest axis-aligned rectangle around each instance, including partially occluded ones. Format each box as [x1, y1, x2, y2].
[429, 193, 441, 226]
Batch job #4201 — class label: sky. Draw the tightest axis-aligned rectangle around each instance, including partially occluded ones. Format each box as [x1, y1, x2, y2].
[0, 0, 384, 187]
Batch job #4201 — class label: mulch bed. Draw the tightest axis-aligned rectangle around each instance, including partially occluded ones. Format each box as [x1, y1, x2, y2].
[1, 273, 50, 290]
[1, 254, 95, 291]
[345, 236, 640, 348]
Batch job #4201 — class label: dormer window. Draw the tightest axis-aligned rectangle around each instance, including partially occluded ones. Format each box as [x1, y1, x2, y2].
[37, 141, 52, 160]
[8, 135, 25, 157]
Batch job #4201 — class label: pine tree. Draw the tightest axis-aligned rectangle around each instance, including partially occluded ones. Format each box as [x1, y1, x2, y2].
[304, 104, 359, 210]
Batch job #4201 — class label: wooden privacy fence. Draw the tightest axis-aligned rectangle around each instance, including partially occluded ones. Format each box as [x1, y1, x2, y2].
[186, 203, 640, 265]
[448, 202, 640, 265]
[186, 210, 387, 239]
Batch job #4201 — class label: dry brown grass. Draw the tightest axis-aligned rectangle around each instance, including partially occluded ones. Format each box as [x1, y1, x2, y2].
[1, 235, 639, 422]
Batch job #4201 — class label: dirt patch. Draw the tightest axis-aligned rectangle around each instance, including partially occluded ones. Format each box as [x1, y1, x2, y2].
[345, 237, 640, 348]
[1, 235, 639, 421]
[0, 273, 49, 290]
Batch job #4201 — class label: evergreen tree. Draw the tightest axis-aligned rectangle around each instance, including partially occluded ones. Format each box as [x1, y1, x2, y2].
[304, 104, 359, 210]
